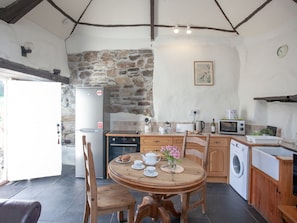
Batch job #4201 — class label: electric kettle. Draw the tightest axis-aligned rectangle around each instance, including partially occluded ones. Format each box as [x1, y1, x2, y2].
[196, 121, 205, 133]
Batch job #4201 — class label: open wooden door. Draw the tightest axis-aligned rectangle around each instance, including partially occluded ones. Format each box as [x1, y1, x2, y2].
[6, 80, 61, 181]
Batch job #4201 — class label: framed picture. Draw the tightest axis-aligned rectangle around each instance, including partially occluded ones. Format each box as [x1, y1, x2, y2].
[194, 61, 214, 86]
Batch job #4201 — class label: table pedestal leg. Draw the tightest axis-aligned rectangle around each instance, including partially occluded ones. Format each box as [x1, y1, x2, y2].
[135, 194, 180, 223]
[181, 193, 190, 223]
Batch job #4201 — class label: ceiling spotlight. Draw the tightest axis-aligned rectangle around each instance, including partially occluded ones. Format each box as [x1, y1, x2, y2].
[186, 25, 192, 35]
[173, 25, 179, 34]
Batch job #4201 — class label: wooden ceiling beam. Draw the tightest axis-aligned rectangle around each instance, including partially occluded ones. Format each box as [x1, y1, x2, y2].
[214, 0, 239, 35]
[150, 0, 155, 41]
[0, 0, 43, 23]
[235, 0, 272, 30]
[69, 0, 93, 37]
[47, 0, 76, 23]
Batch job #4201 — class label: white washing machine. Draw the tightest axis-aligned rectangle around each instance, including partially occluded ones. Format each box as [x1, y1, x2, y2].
[229, 139, 249, 200]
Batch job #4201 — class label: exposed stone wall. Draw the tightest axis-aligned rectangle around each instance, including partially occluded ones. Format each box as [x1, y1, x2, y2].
[61, 49, 154, 144]
[61, 84, 75, 144]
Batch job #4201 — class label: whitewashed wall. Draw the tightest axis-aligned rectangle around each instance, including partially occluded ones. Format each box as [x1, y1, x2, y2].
[67, 26, 241, 125]
[0, 19, 70, 77]
[238, 25, 297, 139]
[152, 36, 240, 123]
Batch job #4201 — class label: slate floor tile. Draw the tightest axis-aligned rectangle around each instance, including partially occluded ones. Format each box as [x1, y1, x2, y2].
[0, 165, 267, 223]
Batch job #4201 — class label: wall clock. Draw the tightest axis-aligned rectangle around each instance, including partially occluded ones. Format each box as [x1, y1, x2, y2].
[277, 44, 288, 58]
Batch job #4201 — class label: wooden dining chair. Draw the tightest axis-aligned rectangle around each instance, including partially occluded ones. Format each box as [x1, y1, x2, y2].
[180, 131, 210, 215]
[82, 135, 136, 223]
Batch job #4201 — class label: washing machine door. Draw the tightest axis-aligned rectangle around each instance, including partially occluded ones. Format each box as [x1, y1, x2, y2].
[231, 152, 244, 178]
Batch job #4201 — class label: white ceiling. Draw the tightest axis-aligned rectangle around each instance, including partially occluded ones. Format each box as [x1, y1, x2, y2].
[1, 0, 297, 39]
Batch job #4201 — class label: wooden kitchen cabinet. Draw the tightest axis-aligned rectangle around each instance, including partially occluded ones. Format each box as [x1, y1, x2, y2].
[141, 135, 206, 153]
[141, 135, 229, 183]
[279, 205, 297, 223]
[207, 137, 230, 183]
[250, 167, 278, 223]
[250, 159, 297, 223]
[172, 136, 184, 149]
[140, 136, 172, 153]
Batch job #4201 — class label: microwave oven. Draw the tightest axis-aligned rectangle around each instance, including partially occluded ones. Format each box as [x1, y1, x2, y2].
[218, 120, 245, 135]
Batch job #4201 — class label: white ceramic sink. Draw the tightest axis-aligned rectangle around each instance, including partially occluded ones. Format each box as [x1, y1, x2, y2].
[246, 135, 282, 144]
[252, 146, 296, 181]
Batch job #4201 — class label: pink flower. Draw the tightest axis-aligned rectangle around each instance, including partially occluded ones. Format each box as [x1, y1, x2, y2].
[161, 145, 181, 161]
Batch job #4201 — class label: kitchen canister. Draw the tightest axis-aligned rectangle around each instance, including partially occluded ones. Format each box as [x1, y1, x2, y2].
[226, 109, 238, 119]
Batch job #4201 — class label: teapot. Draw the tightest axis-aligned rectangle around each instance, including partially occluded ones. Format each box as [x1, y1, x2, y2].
[141, 152, 161, 165]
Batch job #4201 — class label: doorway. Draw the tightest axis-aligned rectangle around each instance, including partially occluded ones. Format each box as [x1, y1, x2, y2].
[0, 76, 62, 183]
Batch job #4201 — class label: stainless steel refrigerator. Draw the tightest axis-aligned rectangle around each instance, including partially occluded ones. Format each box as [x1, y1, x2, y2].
[75, 87, 110, 178]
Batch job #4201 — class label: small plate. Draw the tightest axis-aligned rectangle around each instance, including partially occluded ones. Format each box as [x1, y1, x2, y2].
[131, 164, 145, 170]
[143, 171, 158, 177]
[115, 158, 131, 164]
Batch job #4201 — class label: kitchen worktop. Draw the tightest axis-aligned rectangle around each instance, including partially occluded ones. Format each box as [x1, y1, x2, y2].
[106, 132, 140, 137]
[106, 131, 282, 147]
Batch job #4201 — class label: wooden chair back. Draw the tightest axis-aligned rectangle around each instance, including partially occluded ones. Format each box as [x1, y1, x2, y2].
[82, 135, 136, 223]
[181, 131, 210, 170]
[180, 131, 210, 215]
[82, 135, 97, 215]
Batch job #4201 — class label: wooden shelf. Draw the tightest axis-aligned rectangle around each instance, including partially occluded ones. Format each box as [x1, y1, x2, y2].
[254, 94, 297, 103]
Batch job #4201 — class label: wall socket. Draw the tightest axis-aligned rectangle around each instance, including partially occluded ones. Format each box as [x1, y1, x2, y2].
[189, 109, 200, 116]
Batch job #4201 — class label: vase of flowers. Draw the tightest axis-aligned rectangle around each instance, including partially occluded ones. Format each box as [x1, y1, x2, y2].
[168, 159, 177, 169]
[160, 145, 182, 169]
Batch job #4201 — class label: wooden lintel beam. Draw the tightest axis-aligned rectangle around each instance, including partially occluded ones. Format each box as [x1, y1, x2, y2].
[150, 0, 155, 41]
[0, 58, 69, 84]
[0, 0, 43, 23]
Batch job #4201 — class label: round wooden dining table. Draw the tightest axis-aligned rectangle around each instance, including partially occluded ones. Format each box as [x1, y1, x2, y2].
[108, 153, 206, 223]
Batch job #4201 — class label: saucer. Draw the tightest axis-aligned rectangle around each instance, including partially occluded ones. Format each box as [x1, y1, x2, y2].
[143, 170, 158, 177]
[144, 161, 157, 166]
[131, 164, 145, 170]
